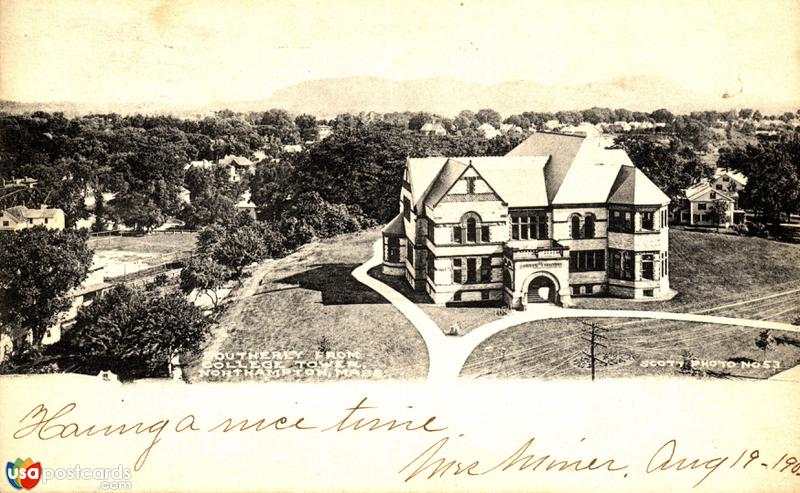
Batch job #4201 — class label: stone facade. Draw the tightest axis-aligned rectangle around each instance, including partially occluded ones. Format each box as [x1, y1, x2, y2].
[381, 133, 673, 309]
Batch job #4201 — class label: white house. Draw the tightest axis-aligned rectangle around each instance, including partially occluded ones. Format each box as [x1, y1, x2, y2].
[0, 206, 65, 231]
[675, 168, 748, 227]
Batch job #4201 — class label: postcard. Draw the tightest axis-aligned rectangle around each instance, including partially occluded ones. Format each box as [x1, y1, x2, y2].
[1, 0, 798, 491]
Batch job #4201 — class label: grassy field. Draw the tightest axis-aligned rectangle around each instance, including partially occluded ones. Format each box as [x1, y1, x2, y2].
[88, 232, 197, 255]
[461, 317, 800, 380]
[575, 229, 800, 314]
[183, 228, 428, 383]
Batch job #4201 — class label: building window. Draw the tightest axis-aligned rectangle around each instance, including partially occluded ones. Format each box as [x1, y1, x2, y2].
[453, 291, 462, 302]
[466, 218, 477, 243]
[406, 243, 414, 264]
[609, 210, 633, 233]
[403, 197, 411, 220]
[641, 211, 654, 230]
[481, 225, 490, 242]
[583, 214, 595, 239]
[609, 249, 634, 281]
[453, 259, 462, 283]
[453, 226, 462, 243]
[569, 250, 605, 272]
[698, 203, 707, 210]
[28, 218, 33, 224]
[427, 220, 435, 240]
[570, 215, 581, 239]
[643, 289, 654, 297]
[387, 238, 400, 262]
[511, 212, 547, 240]
[426, 252, 435, 280]
[465, 176, 476, 194]
[715, 184, 723, 190]
[503, 268, 512, 288]
[722, 176, 730, 182]
[641, 254, 654, 280]
[44, 218, 49, 224]
[1, 221, 8, 227]
[480, 257, 492, 282]
[466, 258, 477, 283]
[481, 290, 490, 301]
[710, 192, 717, 199]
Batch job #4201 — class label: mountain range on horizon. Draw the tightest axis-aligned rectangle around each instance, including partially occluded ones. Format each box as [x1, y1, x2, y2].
[2, 75, 797, 118]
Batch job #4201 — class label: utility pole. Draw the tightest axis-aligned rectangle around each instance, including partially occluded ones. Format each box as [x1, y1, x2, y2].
[581, 321, 608, 381]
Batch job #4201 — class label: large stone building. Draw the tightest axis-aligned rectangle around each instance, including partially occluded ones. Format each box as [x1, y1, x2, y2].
[381, 132, 672, 309]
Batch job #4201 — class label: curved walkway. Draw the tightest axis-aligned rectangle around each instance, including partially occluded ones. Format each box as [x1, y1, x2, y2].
[352, 240, 800, 382]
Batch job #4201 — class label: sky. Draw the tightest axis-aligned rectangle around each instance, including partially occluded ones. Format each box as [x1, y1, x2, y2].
[0, 0, 798, 105]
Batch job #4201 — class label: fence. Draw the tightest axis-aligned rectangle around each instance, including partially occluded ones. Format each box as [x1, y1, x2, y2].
[102, 250, 194, 284]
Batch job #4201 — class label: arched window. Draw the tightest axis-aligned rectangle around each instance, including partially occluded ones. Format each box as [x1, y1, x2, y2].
[459, 212, 484, 244]
[583, 214, 595, 239]
[570, 215, 581, 239]
[466, 218, 477, 242]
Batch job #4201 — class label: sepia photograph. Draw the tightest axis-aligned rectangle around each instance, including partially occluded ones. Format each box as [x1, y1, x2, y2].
[0, 0, 798, 491]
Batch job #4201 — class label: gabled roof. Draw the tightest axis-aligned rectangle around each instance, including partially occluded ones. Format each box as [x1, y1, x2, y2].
[2, 206, 63, 221]
[714, 168, 747, 186]
[421, 159, 470, 209]
[685, 182, 735, 202]
[407, 156, 549, 212]
[506, 132, 588, 202]
[607, 166, 671, 205]
[218, 155, 254, 167]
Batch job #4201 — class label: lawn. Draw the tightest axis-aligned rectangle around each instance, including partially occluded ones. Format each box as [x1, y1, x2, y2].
[183, 228, 428, 383]
[88, 232, 197, 255]
[573, 229, 800, 316]
[461, 317, 800, 380]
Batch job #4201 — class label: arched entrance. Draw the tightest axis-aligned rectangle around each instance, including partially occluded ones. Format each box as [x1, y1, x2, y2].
[526, 275, 558, 304]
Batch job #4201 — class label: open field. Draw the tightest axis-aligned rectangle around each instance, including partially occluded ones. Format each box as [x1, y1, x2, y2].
[461, 317, 800, 380]
[88, 231, 197, 255]
[183, 228, 428, 382]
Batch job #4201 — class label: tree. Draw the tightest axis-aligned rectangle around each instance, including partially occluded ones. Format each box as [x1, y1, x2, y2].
[197, 223, 270, 280]
[63, 285, 210, 379]
[408, 112, 432, 131]
[475, 109, 502, 127]
[179, 256, 230, 308]
[294, 114, 319, 142]
[614, 134, 713, 202]
[718, 136, 800, 229]
[707, 199, 730, 232]
[0, 228, 92, 348]
[739, 109, 754, 120]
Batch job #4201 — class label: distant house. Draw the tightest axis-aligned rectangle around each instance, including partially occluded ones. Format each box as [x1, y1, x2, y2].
[0, 206, 65, 231]
[420, 122, 447, 136]
[317, 125, 333, 140]
[674, 169, 747, 227]
[282, 144, 304, 153]
[236, 191, 257, 219]
[2, 177, 39, 189]
[477, 123, 501, 139]
[186, 155, 255, 183]
[560, 123, 601, 138]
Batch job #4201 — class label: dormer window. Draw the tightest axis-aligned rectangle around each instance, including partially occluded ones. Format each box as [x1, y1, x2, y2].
[710, 192, 716, 199]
